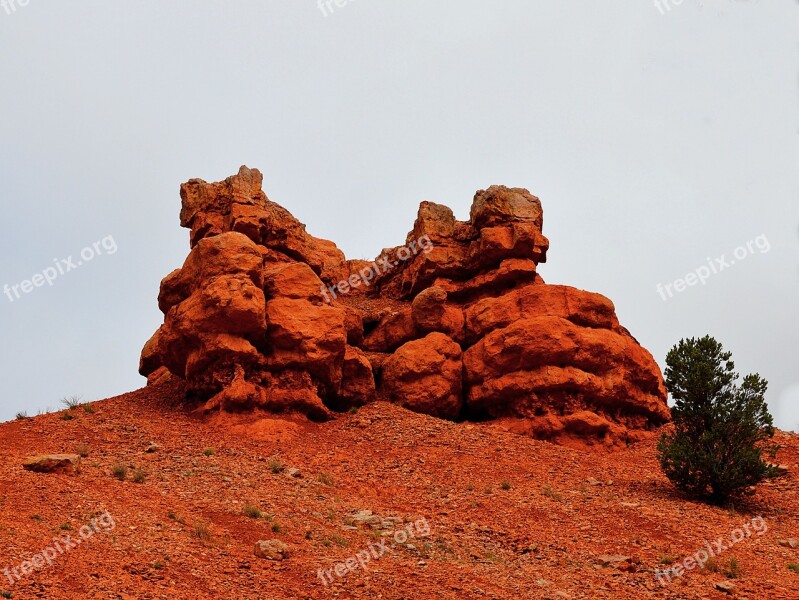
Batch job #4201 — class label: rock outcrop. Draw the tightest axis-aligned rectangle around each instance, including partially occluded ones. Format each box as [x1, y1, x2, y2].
[22, 454, 81, 475]
[141, 166, 670, 448]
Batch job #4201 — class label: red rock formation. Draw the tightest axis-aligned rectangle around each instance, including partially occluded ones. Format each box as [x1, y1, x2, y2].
[141, 166, 669, 447]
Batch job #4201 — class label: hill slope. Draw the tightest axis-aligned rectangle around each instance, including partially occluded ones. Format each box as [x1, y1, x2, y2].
[1, 381, 797, 599]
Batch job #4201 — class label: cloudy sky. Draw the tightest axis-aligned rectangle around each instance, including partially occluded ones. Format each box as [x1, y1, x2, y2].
[1, 1, 796, 429]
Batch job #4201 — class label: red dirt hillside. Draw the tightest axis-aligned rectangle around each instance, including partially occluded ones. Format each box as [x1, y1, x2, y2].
[0, 384, 797, 599]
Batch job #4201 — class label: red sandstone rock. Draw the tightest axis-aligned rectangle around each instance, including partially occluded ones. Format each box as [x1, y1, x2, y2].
[362, 307, 417, 353]
[140, 166, 669, 446]
[263, 262, 325, 301]
[338, 346, 376, 408]
[381, 332, 463, 420]
[23, 454, 81, 475]
[265, 297, 345, 390]
[411, 286, 465, 342]
[470, 185, 544, 229]
[180, 166, 348, 283]
[463, 284, 619, 343]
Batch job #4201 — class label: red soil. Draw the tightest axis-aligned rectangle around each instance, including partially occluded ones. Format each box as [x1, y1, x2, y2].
[1, 380, 797, 599]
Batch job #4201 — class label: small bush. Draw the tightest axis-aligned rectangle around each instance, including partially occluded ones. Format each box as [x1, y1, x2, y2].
[271, 523, 283, 533]
[132, 467, 147, 484]
[242, 505, 262, 519]
[60, 523, 71, 531]
[61, 396, 82, 410]
[725, 557, 741, 579]
[83, 404, 95, 414]
[501, 480, 511, 491]
[317, 472, 334, 486]
[788, 563, 799, 574]
[203, 448, 215, 457]
[541, 485, 562, 501]
[112, 464, 128, 481]
[76, 443, 90, 458]
[1, 590, 13, 598]
[706, 557, 741, 577]
[15, 412, 28, 421]
[60, 413, 75, 421]
[658, 336, 778, 504]
[194, 521, 211, 542]
[267, 457, 286, 474]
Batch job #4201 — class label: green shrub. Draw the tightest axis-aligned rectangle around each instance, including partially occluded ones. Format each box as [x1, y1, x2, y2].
[725, 557, 741, 579]
[657, 336, 778, 504]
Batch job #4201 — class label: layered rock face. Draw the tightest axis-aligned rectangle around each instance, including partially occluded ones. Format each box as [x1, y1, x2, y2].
[141, 166, 670, 448]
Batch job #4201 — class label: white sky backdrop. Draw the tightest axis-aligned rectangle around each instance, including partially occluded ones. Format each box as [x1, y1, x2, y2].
[1, 0, 797, 429]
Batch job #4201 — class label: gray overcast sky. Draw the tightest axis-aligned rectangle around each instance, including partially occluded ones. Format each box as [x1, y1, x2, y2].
[1, 1, 797, 429]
